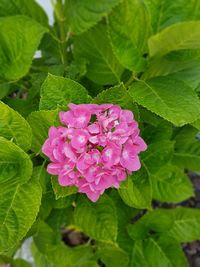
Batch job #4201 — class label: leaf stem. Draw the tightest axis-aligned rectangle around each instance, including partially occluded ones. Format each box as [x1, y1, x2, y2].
[125, 72, 139, 87]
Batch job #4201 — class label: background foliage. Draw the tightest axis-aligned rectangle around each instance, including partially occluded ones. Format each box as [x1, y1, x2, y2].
[0, 0, 200, 266]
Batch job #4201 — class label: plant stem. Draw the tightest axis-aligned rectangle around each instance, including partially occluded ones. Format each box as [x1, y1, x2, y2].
[53, 0, 68, 65]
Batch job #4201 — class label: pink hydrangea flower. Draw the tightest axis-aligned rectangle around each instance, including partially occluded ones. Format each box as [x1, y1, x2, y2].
[0, 265, 10, 267]
[42, 103, 147, 202]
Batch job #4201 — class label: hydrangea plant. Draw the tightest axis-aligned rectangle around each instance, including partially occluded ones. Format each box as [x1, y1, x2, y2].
[0, 0, 200, 266]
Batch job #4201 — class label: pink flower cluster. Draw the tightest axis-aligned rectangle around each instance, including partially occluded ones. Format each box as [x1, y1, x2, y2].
[0, 265, 10, 267]
[42, 103, 147, 202]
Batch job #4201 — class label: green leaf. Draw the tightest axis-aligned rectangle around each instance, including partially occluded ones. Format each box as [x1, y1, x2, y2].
[132, 238, 187, 267]
[173, 149, 200, 172]
[173, 126, 200, 171]
[119, 168, 152, 209]
[74, 194, 117, 242]
[127, 209, 174, 240]
[33, 165, 50, 193]
[141, 140, 174, 174]
[39, 74, 91, 110]
[142, 126, 193, 202]
[51, 195, 75, 210]
[0, 83, 10, 99]
[0, 16, 48, 82]
[92, 83, 139, 121]
[28, 72, 47, 100]
[2, 175, 42, 252]
[110, 190, 138, 254]
[131, 207, 200, 243]
[51, 176, 77, 200]
[0, 137, 32, 184]
[129, 77, 200, 126]
[31, 242, 53, 267]
[0, 101, 32, 151]
[0, 0, 48, 26]
[64, 0, 121, 34]
[191, 117, 200, 130]
[142, 121, 173, 144]
[173, 125, 198, 150]
[4, 97, 39, 118]
[151, 165, 194, 203]
[145, 0, 200, 33]
[34, 221, 58, 254]
[165, 208, 200, 242]
[148, 21, 200, 58]
[67, 58, 88, 81]
[142, 236, 188, 267]
[163, 64, 200, 91]
[46, 207, 74, 233]
[74, 24, 123, 85]
[0, 138, 42, 253]
[96, 242, 129, 267]
[39, 33, 60, 66]
[142, 50, 200, 82]
[39, 190, 74, 220]
[139, 107, 163, 127]
[38, 195, 53, 221]
[108, 0, 150, 71]
[131, 241, 149, 267]
[78, 262, 98, 267]
[92, 83, 127, 106]
[46, 243, 96, 267]
[27, 109, 59, 154]
[12, 259, 32, 267]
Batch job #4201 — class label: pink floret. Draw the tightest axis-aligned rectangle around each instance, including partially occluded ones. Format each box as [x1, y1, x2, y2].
[42, 103, 147, 202]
